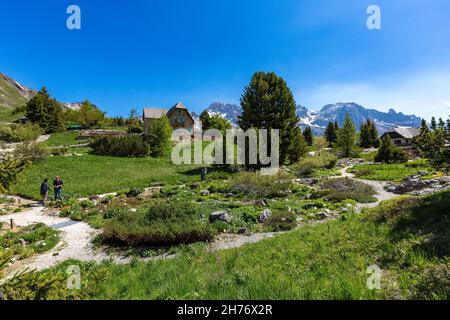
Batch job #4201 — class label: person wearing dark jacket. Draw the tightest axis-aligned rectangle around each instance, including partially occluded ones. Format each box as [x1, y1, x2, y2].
[40, 178, 49, 205]
[53, 176, 64, 201]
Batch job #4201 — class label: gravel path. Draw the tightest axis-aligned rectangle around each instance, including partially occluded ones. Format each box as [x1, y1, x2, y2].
[337, 166, 398, 210]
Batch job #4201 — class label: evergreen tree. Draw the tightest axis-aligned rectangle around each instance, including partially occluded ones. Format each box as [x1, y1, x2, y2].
[239, 72, 302, 164]
[359, 121, 370, 148]
[25, 87, 64, 133]
[375, 135, 394, 163]
[303, 126, 314, 146]
[336, 113, 357, 158]
[420, 119, 429, 135]
[0, 156, 31, 194]
[288, 126, 307, 163]
[145, 116, 173, 157]
[324, 122, 338, 147]
[431, 117, 437, 130]
[446, 118, 450, 137]
[438, 118, 446, 130]
[368, 120, 380, 148]
[199, 110, 211, 130]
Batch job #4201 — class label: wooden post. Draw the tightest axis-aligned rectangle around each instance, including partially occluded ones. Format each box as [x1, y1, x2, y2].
[10, 219, 14, 230]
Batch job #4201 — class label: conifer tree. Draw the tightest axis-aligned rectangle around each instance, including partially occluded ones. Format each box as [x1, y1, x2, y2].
[336, 113, 356, 158]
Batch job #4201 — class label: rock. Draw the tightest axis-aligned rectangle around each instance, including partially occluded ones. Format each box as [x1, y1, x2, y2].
[324, 209, 332, 214]
[418, 170, 429, 176]
[226, 193, 236, 198]
[342, 208, 349, 212]
[238, 228, 249, 234]
[200, 190, 210, 196]
[317, 212, 328, 219]
[259, 209, 272, 223]
[129, 208, 137, 212]
[209, 211, 232, 223]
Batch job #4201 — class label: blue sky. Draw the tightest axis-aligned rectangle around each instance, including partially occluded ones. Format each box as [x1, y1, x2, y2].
[1, 0, 449, 120]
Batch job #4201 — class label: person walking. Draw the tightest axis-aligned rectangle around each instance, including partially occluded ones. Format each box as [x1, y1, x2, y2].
[40, 178, 49, 205]
[53, 176, 64, 201]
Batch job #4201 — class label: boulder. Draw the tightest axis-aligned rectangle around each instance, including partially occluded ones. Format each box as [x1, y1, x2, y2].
[238, 227, 249, 234]
[259, 209, 272, 223]
[209, 211, 232, 223]
[200, 190, 210, 196]
[317, 212, 328, 219]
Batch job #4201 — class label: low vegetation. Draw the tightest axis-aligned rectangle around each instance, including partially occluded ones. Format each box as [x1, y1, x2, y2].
[0, 223, 60, 276]
[0, 123, 43, 143]
[317, 178, 377, 203]
[349, 160, 434, 181]
[231, 171, 293, 198]
[103, 201, 216, 246]
[90, 135, 150, 157]
[290, 152, 338, 177]
[2, 190, 448, 300]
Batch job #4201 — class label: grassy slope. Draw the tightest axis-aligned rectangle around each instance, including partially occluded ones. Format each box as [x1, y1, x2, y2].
[12, 155, 201, 199]
[0, 74, 29, 124]
[7, 190, 448, 300]
[44, 132, 82, 147]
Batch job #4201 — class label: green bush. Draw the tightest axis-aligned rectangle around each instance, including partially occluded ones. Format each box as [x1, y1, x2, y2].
[0, 123, 43, 143]
[231, 171, 293, 198]
[320, 178, 377, 203]
[103, 201, 217, 246]
[13, 142, 50, 162]
[264, 210, 297, 231]
[291, 152, 337, 177]
[90, 135, 150, 157]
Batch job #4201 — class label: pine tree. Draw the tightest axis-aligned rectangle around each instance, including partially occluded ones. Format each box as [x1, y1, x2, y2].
[239, 72, 302, 164]
[431, 117, 437, 130]
[25, 87, 64, 133]
[336, 113, 356, 158]
[303, 126, 314, 146]
[78, 100, 105, 128]
[375, 135, 394, 163]
[438, 118, 446, 130]
[199, 110, 211, 131]
[368, 120, 380, 148]
[145, 116, 173, 157]
[359, 121, 370, 148]
[288, 126, 307, 163]
[324, 122, 337, 147]
[446, 118, 450, 137]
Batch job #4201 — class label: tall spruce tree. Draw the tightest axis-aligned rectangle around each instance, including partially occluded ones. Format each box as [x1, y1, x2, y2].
[359, 121, 370, 148]
[145, 116, 173, 157]
[25, 87, 64, 133]
[430, 117, 437, 130]
[324, 122, 338, 147]
[368, 120, 380, 148]
[438, 118, 446, 130]
[303, 126, 314, 146]
[239, 72, 302, 164]
[336, 113, 356, 158]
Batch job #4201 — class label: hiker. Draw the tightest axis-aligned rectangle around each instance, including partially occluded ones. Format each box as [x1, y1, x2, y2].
[40, 178, 49, 205]
[53, 176, 64, 201]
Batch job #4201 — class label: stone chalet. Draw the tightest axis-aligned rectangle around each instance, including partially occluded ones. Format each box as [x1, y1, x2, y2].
[381, 126, 421, 147]
[142, 102, 195, 135]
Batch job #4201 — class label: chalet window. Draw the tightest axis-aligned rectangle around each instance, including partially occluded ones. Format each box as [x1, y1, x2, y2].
[394, 139, 402, 145]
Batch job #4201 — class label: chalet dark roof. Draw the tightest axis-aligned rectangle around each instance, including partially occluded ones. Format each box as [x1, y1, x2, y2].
[383, 126, 421, 139]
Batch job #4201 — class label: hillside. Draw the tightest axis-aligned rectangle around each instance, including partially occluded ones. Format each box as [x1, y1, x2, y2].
[203, 102, 423, 135]
[0, 72, 36, 123]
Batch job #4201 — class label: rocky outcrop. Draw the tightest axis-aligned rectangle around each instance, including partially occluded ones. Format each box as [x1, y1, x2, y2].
[385, 174, 450, 196]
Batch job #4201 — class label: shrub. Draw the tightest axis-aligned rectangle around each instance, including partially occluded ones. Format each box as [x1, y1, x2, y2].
[291, 152, 337, 177]
[103, 201, 216, 246]
[264, 210, 297, 231]
[90, 135, 150, 157]
[231, 171, 293, 198]
[0, 123, 43, 143]
[320, 178, 377, 203]
[13, 142, 50, 162]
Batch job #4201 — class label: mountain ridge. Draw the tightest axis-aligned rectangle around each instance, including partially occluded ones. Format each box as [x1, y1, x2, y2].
[203, 102, 423, 135]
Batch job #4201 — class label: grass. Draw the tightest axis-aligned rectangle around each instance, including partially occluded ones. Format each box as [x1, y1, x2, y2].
[349, 160, 434, 182]
[0, 106, 21, 125]
[3, 190, 448, 300]
[12, 154, 203, 199]
[44, 132, 84, 147]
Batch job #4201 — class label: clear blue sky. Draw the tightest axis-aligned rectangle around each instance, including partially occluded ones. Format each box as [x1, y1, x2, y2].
[1, 0, 449, 120]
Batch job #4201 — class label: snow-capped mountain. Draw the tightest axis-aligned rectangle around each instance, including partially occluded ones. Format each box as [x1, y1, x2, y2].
[202, 102, 423, 135]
